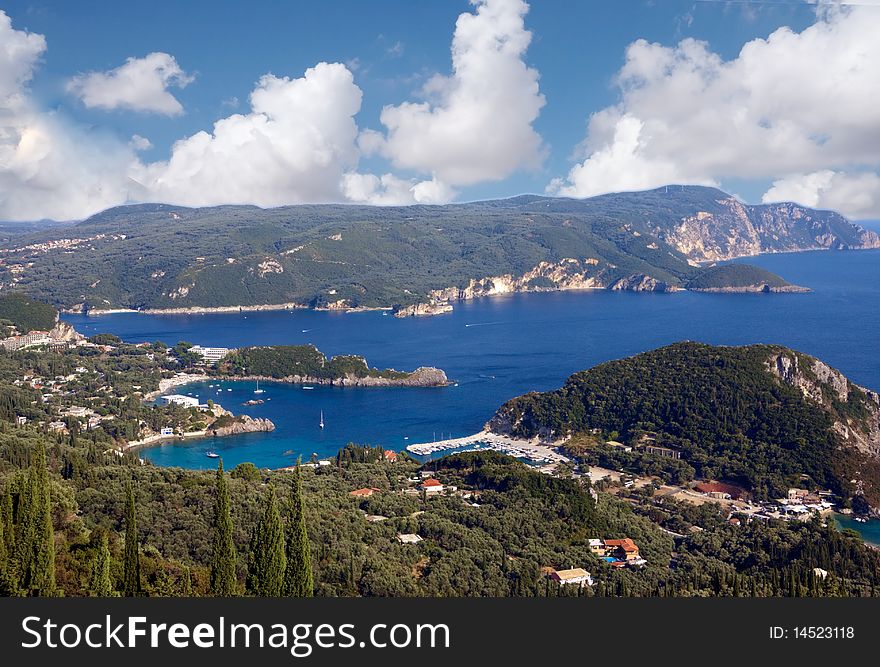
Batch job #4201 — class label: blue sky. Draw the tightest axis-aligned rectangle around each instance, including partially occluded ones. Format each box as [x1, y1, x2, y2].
[1, 0, 878, 220]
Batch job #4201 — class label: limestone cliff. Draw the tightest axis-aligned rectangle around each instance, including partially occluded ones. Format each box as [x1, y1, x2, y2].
[395, 258, 666, 316]
[209, 414, 276, 437]
[652, 196, 880, 262]
[767, 352, 880, 461]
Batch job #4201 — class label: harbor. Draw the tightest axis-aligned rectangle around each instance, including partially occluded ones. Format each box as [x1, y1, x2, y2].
[405, 430, 569, 464]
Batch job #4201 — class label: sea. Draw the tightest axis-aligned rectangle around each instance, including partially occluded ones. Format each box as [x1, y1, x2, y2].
[63, 249, 880, 470]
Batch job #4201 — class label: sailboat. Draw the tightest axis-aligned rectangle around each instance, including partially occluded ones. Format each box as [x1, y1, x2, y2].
[206, 451, 219, 459]
[319, 410, 325, 429]
[254, 379, 265, 394]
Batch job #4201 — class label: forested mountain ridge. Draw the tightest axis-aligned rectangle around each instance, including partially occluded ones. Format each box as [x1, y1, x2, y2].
[0, 186, 876, 312]
[488, 343, 880, 510]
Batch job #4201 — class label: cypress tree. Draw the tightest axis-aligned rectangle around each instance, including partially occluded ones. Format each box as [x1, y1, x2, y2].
[210, 459, 238, 596]
[123, 483, 140, 596]
[0, 496, 7, 594]
[283, 461, 313, 597]
[89, 532, 113, 596]
[246, 485, 286, 596]
[180, 567, 193, 597]
[0, 486, 12, 556]
[15, 443, 55, 596]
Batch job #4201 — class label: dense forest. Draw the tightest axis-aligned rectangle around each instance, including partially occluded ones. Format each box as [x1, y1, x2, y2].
[0, 293, 58, 335]
[685, 264, 795, 290]
[2, 436, 878, 598]
[220, 345, 411, 381]
[2, 186, 874, 311]
[490, 342, 880, 505]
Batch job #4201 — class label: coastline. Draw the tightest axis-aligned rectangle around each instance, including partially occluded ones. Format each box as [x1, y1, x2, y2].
[72, 302, 395, 316]
[406, 429, 570, 464]
[61, 247, 879, 319]
[145, 368, 451, 401]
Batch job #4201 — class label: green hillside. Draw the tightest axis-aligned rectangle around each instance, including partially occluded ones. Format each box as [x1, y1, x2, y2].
[489, 342, 880, 504]
[0, 293, 58, 335]
[685, 264, 794, 290]
[221, 345, 411, 380]
[1, 186, 873, 311]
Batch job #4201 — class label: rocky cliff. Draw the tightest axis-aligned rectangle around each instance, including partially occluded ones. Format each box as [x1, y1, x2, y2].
[395, 258, 678, 315]
[488, 342, 880, 513]
[209, 414, 276, 437]
[650, 196, 880, 262]
[767, 352, 880, 462]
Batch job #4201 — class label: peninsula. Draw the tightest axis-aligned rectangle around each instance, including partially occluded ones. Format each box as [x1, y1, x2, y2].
[489, 342, 880, 515]
[2, 186, 876, 316]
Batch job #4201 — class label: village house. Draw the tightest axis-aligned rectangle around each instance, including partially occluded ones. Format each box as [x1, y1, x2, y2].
[549, 568, 594, 588]
[605, 440, 632, 452]
[349, 487, 381, 498]
[421, 478, 444, 494]
[383, 449, 398, 463]
[590, 538, 647, 567]
[640, 443, 682, 459]
[787, 488, 822, 504]
[397, 534, 423, 545]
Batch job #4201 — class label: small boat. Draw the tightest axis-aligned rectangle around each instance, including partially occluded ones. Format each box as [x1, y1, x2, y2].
[319, 410, 325, 429]
[302, 386, 314, 390]
[226, 388, 232, 392]
[206, 451, 220, 459]
[254, 379, 265, 394]
[854, 516, 868, 523]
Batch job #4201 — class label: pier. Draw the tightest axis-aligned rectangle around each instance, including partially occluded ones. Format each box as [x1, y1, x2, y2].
[406, 430, 569, 464]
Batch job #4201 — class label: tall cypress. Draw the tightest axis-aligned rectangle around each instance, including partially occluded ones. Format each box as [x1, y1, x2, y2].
[89, 532, 113, 596]
[0, 486, 13, 557]
[15, 443, 55, 596]
[210, 459, 238, 596]
[246, 485, 286, 596]
[283, 462, 313, 597]
[0, 495, 7, 594]
[180, 567, 194, 597]
[123, 483, 140, 596]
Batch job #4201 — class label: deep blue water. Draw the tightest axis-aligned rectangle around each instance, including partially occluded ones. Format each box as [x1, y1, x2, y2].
[63, 249, 880, 471]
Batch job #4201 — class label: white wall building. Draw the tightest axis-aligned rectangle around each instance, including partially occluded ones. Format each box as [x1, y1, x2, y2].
[190, 345, 232, 362]
[160, 394, 201, 408]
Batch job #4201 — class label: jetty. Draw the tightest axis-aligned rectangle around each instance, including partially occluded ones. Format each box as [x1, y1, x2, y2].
[406, 430, 569, 464]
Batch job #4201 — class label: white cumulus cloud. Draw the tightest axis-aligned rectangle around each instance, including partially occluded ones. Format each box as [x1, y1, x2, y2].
[550, 5, 880, 218]
[364, 0, 545, 197]
[133, 63, 363, 207]
[342, 172, 455, 205]
[67, 52, 193, 115]
[763, 171, 880, 219]
[0, 12, 141, 221]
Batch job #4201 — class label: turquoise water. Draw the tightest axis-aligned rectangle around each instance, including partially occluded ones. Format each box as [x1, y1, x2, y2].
[63, 249, 880, 473]
[833, 514, 880, 546]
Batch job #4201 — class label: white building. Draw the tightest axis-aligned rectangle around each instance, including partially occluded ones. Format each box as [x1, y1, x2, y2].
[160, 394, 201, 408]
[550, 568, 594, 588]
[190, 345, 232, 363]
[0, 330, 52, 351]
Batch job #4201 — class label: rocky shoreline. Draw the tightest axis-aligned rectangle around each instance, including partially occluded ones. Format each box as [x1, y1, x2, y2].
[146, 366, 451, 397]
[222, 367, 450, 388]
[122, 414, 275, 452]
[689, 284, 811, 294]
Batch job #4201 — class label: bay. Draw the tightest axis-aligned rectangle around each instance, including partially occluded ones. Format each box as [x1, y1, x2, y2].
[62, 249, 880, 472]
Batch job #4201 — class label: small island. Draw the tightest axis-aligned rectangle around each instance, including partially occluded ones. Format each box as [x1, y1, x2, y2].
[685, 264, 810, 293]
[216, 344, 449, 387]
